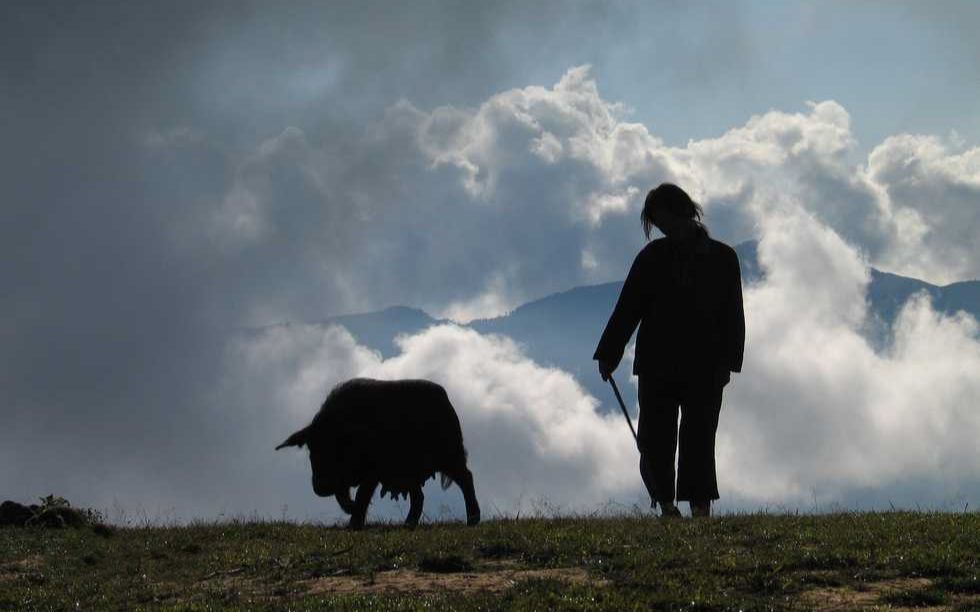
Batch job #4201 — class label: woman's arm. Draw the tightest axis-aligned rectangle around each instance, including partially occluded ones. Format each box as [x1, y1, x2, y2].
[593, 250, 649, 378]
[727, 248, 745, 373]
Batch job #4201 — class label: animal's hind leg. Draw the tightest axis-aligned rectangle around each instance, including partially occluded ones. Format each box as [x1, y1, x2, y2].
[446, 466, 480, 526]
[348, 479, 377, 531]
[405, 486, 424, 528]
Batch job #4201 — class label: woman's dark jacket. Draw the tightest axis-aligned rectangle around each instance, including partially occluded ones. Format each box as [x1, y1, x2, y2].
[594, 230, 745, 384]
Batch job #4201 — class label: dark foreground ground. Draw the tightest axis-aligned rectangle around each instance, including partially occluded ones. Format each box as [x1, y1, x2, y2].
[2, 512, 979, 610]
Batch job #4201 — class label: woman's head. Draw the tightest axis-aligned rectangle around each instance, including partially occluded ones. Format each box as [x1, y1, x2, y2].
[641, 183, 706, 239]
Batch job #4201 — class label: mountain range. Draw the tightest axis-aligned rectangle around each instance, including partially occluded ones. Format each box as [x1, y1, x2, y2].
[319, 241, 980, 414]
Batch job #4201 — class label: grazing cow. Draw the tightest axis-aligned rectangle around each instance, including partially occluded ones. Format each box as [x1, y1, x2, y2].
[276, 378, 481, 530]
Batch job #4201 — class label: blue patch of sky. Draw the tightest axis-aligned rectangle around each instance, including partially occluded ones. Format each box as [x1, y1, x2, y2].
[532, 1, 980, 154]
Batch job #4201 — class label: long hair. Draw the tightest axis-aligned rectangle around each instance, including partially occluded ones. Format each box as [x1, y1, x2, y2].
[641, 183, 707, 240]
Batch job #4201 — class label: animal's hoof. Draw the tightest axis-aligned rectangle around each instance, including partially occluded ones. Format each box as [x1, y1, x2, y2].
[466, 512, 480, 526]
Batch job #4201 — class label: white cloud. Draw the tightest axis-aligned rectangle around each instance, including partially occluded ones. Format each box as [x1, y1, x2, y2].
[719, 209, 980, 506]
[439, 271, 516, 323]
[197, 65, 977, 330]
[583, 186, 640, 227]
[212, 126, 328, 249]
[383, 66, 980, 293]
[865, 134, 980, 283]
[395, 64, 667, 217]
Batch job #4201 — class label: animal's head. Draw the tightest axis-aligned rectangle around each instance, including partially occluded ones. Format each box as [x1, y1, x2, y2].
[276, 424, 339, 497]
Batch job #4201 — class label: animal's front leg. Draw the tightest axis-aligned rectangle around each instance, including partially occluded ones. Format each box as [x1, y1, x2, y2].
[347, 480, 377, 530]
[447, 467, 481, 526]
[405, 486, 424, 527]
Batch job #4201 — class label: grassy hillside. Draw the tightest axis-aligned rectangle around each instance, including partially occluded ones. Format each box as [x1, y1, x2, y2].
[3, 512, 980, 610]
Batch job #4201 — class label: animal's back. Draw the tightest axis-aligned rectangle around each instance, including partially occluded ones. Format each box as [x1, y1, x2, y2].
[319, 378, 459, 426]
[318, 378, 468, 496]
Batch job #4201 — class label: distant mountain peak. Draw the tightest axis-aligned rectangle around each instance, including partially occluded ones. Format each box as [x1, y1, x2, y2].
[309, 241, 977, 416]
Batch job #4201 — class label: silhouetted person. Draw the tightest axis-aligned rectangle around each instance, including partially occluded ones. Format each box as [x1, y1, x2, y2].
[594, 183, 744, 518]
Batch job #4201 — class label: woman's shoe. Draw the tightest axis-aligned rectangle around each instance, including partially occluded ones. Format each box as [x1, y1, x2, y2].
[660, 502, 682, 518]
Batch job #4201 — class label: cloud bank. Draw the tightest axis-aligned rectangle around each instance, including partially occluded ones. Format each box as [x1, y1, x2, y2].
[201, 65, 979, 327]
[226, 217, 980, 521]
[382, 66, 980, 293]
[721, 210, 980, 508]
[3, 60, 979, 522]
[227, 323, 640, 523]
[214, 67, 980, 516]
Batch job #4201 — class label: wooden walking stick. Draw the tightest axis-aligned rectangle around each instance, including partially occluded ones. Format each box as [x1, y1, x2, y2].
[609, 375, 661, 508]
[608, 375, 638, 447]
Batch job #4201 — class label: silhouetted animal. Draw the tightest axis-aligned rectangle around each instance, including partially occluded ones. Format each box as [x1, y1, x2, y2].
[276, 378, 481, 530]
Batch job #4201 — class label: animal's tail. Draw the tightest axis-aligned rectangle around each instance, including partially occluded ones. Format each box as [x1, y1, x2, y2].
[440, 474, 454, 490]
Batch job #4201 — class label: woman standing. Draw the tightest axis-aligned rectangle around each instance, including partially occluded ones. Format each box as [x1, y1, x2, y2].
[594, 183, 744, 518]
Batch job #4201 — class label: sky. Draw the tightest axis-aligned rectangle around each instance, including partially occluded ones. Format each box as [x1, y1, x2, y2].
[2, 0, 979, 523]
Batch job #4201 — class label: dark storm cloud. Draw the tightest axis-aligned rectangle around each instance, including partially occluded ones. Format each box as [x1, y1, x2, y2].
[1, 2, 231, 475]
[0, 0, 682, 517]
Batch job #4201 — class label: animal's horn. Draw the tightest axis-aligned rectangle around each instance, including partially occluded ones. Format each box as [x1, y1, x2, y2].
[275, 427, 309, 450]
